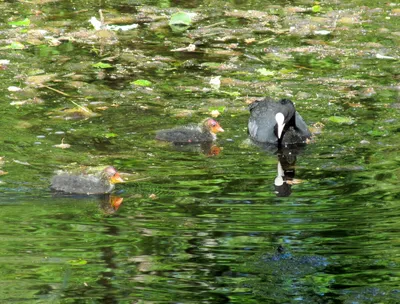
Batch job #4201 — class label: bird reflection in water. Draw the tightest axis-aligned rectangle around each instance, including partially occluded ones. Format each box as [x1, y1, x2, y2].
[168, 142, 222, 157]
[274, 149, 301, 197]
[99, 195, 124, 214]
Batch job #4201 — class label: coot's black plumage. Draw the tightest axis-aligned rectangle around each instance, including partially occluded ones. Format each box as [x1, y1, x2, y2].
[156, 118, 224, 143]
[248, 98, 311, 146]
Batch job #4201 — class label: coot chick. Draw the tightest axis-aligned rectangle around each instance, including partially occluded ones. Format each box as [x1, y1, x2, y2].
[51, 166, 123, 195]
[248, 98, 311, 146]
[156, 118, 224, 143]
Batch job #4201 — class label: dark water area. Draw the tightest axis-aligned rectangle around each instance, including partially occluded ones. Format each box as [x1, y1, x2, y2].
[0, 0, 400, 303]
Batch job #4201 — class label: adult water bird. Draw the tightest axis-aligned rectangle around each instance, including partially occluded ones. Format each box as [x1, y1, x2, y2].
[156, 118, 224, 143]
[248, 98, 311, 146]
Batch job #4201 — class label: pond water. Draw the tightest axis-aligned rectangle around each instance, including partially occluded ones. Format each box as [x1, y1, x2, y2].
[0, 0, 400, 303]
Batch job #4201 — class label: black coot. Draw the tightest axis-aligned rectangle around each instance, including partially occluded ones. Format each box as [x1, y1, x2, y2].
[248, 98, 311, 146]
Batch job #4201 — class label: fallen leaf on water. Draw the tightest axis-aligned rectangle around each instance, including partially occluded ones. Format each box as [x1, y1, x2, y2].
[309, 122, 325, 134]
[244, 38, 256, 44]
[4, 42, 25, 50]
[96, 106, 109, 111]
[256, 68, 275, 76]
[25, 74, 56, 87]
[367, 129, 388, 137]
[171, 44, 196, 52]
[131, 79, 152, 87]
[210, 110, 221, 117]
[8, 86, 22, 92]
[314, 30, 331, 35]
[327, 116, 354, 125]
[89, 12, 139, 31]
[8, 18, 30, 27]
[13, 160, 31, 166]
[10, 101, 28, 106]
[209, 76, 221, 90]
[376, 53, 396, 60]
[58, 106, 97, 119]
[286, 178, 303, 185]
[0, 170, 8, 175]
[245, 97, 259, 105]
[53, 138, 71, 149]
[68, 259, 87, 266]
[169, 11, 194, 32]
[92, 62, 113, 69]
[10, 97, 44, 106]
[209, 106, 225, 117]
[348, 102, 362, 108]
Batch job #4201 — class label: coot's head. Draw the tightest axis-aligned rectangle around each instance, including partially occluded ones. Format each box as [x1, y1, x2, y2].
[103, 166, 124, 184]
[203, 118, 224, 134]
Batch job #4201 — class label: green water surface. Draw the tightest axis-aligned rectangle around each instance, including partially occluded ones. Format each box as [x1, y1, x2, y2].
[0, 0, 399, 303]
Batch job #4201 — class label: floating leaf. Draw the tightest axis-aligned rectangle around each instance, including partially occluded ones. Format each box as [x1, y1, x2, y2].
[92, 62, 113, 69]
[209, 106, 226, 114]
[8, 18, 30, 27]
[367, 129, 388, 137]
[59, 106, 97, 119]
[13, 160, 31, 166]
[131, 79, 152, 87]
[244, 38, 256, 44]
[256, 68, 275, 76]
[171, 44, 196, 52]
[89, 16, 103, 30]
[53, 138, 71, 149]
[314, 30, 331, 35]
[7, 42, 25, 50]
[209, 76, 221, 90]
[376, 54, 396, 60]
[68, 259, 87, 266]
[327, 116, 354, 125]
[89, 16, 139, 31]
[222, 91, 240, 97]
[26, 74, 56, 87]
[104, 133, 118, 138]
[210, 110, 221, 117]
[169, 12, 192, 32]
[8, 86, 22, 92]
[169, 12, 192, 26]
[312, 5, 321, 13]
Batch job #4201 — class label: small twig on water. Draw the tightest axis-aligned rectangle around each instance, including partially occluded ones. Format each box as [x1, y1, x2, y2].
[42, 85, 90, 113]
[42, 85, 70, 97]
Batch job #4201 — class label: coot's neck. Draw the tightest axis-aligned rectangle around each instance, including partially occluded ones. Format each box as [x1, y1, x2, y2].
[287, 112, 296, 128]
[276, 112, 296, 147]
[201, 123, 215, 139]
